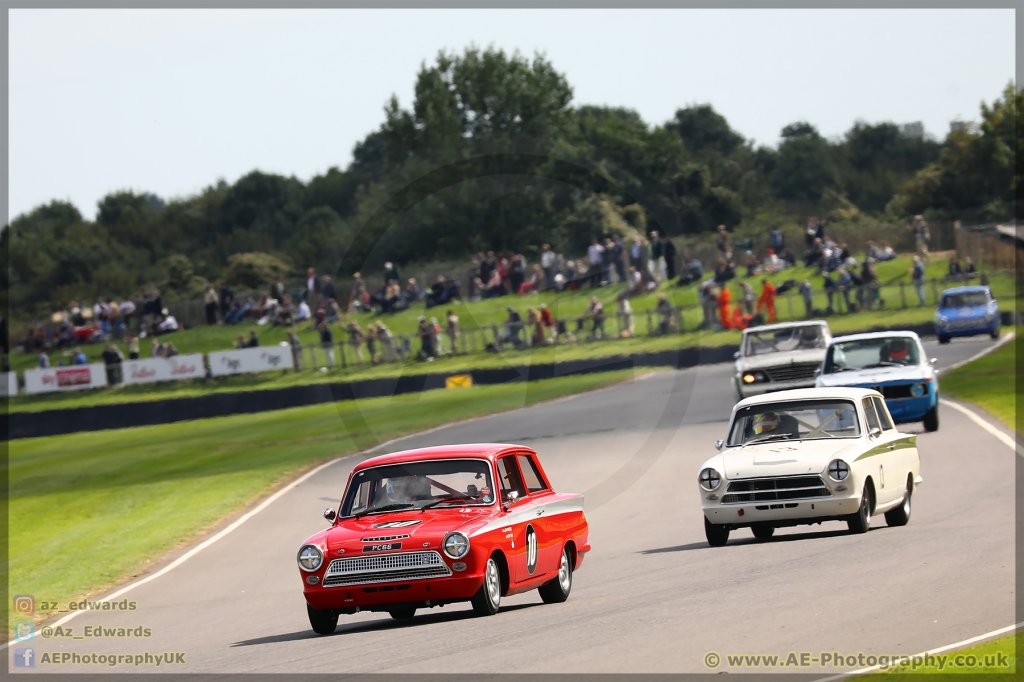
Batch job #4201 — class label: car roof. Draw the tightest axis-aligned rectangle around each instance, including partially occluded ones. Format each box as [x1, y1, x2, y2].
[735, 387, 879, 409]
[353, 443, 533, 471]
[830, 330, 922, 344]
[940, 285, 991, 296]
[743, 320, 829, 334]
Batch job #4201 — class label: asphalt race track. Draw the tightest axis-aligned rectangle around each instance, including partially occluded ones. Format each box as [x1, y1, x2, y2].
[17, 336, 1016, 674]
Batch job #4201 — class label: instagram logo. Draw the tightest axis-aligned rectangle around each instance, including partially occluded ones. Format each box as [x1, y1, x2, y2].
[13, 595, 34, 616]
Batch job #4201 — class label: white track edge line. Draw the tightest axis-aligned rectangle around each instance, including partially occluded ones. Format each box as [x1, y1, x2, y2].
[813, 621, 1024, 682]
[4, 369, 658, 647]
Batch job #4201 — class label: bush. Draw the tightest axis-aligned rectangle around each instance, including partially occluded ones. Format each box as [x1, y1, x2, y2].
[223, 252, 292, 289]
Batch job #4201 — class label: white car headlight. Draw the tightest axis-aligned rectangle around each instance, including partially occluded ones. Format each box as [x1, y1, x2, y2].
[936, 316, 947, 325]
[297, 545, 323, 572]
[699, 468, 722, 491]
[443, 532, 470, 559]
[910, 383, 927, 397]
[827, 459, 850, 482]
[984, 312, 995, 322]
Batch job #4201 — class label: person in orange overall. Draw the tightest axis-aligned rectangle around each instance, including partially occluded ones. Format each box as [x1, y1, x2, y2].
[731, 306, 753, 330]
[717, 285, 733, 330]
[757, 278, 777, 322]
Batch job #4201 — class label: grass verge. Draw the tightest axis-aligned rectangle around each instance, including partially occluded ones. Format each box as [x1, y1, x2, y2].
[940, 331, 1019, 432]
[855, 630, 1019, 677]
[8, 368, 645, 626]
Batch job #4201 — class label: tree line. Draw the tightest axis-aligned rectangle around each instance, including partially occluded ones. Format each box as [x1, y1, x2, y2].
[2, 47, 1018, 321]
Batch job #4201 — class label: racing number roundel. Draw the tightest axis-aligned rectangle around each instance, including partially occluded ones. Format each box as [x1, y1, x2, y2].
[526, 524, 538, 575]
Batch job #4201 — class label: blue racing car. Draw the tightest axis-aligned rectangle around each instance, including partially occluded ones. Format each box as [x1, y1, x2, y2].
[935, 286, 1000, 344]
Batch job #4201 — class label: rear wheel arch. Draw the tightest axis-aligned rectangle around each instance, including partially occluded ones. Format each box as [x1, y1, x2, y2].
[563, 540, 578, 570]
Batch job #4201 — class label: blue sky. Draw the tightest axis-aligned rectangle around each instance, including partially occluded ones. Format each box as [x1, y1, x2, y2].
[8, 8, 1015, 222]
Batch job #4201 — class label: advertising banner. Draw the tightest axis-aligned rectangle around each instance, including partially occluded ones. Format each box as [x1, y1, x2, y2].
[208, 346, 294, 376]
[1, 372, 17, 397]
[122, 354, 205, 385]
[24, 364, 107, 394]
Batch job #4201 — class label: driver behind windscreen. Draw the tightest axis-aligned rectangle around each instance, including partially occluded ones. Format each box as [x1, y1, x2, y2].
[880, 337, 913, 365]
[386, 474, 434, 503]
[798, 326, 821, 349]
[751, 411, 800, 440]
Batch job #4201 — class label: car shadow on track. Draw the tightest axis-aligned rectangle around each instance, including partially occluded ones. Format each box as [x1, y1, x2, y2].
[639, 527, 876, 554]
[230, 603, 541, 647]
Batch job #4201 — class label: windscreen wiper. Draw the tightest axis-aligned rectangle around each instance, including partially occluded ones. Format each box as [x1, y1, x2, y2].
[353, 503, 414, 518]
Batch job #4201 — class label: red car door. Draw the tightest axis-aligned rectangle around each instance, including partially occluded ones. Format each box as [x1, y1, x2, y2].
[495, 454, 528, 584]
[515, 453, 561, 578]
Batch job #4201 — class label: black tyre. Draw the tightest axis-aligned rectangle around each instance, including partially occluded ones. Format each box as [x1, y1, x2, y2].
[388, 608, 416, 620]
[751, 523, 775, 540]
[538, 545, 573, 604]
[923, 404, 939, 432]
[885, 477, 913, 527]
[307, 604, 338, 636]
[937, 335, 950, 345]
[470, 556, 502, 616]
[991, 326, 1001, 340]
[705, 517, 730, 547]
[847, 483, 873, 534]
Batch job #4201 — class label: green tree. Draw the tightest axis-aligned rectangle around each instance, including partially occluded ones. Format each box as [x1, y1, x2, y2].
[770, 122, 839, 204]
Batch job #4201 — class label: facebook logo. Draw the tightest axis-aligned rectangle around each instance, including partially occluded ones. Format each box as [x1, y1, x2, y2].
[13, 647, 35, 668]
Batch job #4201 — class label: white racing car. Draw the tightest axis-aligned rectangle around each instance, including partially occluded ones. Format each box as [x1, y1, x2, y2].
[698, 387, 922, 547]
[733, 321, 832, 399]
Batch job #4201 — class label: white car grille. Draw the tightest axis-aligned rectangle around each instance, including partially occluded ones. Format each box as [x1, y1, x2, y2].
[762, 363, 820, 383]
[322, 551, 452, 588]
[721, 475, 832, 505]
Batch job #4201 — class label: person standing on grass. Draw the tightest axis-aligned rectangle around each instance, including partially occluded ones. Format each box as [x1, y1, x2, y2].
[617, 293, 634, 337]
[911, 255, 926, 306]
[541, 244, 556, 291]
[717, 285, 733, 330]
[37, 348, 50, 368]
[247, 329, 259, 348]
[823, 271, 838, 314]
[756, 279, 777, 323]
[446, 310, 460, 354]
[587, 238, 605, 288]
[799, 280, 814, 317]
[319, 320, 335, 369]
[377, 321, 397, 362]
[126, 334, 140, 360]
[101, 343, 124, 386]
[740, 281, 756, 316]
[288, 330, 303, 371]
[539, 303, 556, 343]
[913, 215, 931, 265]
[611, 236, 626, 284]
[347, 320, 365, 364]
[663, 236, 677, 281]
[204, 285, 219, 325]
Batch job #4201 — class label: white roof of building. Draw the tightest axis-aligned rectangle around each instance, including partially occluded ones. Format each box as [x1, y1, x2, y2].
[735, 387, 879, 409]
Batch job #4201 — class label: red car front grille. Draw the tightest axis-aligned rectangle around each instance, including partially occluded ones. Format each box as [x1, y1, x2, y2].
[322, 550, 452, 588]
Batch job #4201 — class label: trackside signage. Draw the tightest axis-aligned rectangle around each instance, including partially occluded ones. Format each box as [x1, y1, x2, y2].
[1, 372, 17, 397]
[208, 346, 294, 376]
[24, 364, 107, 394]
[123, 354, 205, 385]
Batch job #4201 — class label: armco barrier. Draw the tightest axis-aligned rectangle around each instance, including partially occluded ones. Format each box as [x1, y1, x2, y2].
[4, 320, 935, 441]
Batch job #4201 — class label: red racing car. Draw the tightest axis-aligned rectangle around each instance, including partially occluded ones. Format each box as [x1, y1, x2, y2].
[297, 443, 590, 634]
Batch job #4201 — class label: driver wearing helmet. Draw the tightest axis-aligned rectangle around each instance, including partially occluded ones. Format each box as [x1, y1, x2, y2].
[798, 326, 822, 348]
[750, 410, 798, 441]
[752, 411, 780, 436]
[880, 337, 912, 365]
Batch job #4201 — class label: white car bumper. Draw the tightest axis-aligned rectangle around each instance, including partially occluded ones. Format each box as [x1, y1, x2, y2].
[736, 377, 819, 398]
[703, 493, 861, 528]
